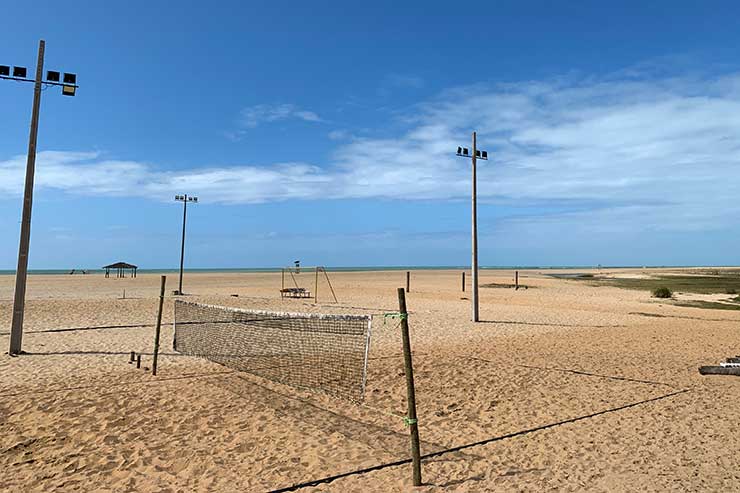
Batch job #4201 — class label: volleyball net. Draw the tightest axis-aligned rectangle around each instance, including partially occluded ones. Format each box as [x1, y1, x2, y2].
[173, 300, 372, 401]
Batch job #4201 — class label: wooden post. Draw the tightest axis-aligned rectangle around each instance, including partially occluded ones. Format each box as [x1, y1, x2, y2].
[315, 267, 319, 303]
[462, 271, 465, 292]
[136, 353, 141, 369]
[129, 351, 135, 363]
[152, 275, 166, 376]
[397, 287, 422, 486]
[406, 271, 410, 293]
[515, 271, 519, 290]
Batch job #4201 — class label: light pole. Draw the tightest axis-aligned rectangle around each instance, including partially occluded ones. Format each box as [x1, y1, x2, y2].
[5, 40, 79, 355]
[456, 132, 488, 322]
[174, 194, 198, 295]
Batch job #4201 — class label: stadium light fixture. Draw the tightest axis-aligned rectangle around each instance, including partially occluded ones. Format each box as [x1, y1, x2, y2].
[454, 132, 490, 323]
[174, 194, 199, 295]
[6, 40, 81, 356]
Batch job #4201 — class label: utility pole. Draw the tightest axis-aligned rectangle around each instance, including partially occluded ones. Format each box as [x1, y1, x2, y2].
[174, 194, 198, 295]
[9, 41, 44, 355]
[456, 132, 488, 323]
[471, 132, 479, 322]
[4, 41, 79, 356]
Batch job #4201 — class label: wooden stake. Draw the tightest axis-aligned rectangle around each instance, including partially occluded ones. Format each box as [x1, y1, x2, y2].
[136, 353, 141, 369]
[315, 267, 319, 303]
[152, 275, 166, 376]
[397, 287, 422, 486]
[515, 271, 519, 291]
[406, 271, 410, 293]
[129, 351, 135, 363]
[462, 272, 465, 292]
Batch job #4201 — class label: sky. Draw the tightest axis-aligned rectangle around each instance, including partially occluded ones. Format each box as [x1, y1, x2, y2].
[2, 1, 740, 269]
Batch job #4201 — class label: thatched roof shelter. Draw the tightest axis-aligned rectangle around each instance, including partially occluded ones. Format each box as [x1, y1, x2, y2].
[103, 262, 138, 278]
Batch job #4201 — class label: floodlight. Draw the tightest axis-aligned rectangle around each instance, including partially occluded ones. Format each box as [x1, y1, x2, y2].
[46, 70, 60, 82]
[457, 146, 462, 155]
[63, 72, 76, 84]
[462, 147, 469, 156]
[13, 66, 27, 78]
[481, 151, 487, 159]
[0, 65, 9, 76]
[475, 150, 481, 157]
[192, 197, 198, 203]
[61, 84, 76, 96]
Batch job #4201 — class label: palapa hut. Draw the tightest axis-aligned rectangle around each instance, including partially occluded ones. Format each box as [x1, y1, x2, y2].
[103, 262, 138, 278]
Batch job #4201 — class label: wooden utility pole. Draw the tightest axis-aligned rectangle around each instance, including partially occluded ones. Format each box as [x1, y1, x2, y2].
[397, 287, 422, 486]
[152, 275, 166, 376]
[471, 132, 480, 322]
[9, 40, 45, 356]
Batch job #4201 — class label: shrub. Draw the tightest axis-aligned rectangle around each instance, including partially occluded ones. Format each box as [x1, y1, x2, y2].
[725, 288, 737, 295]
[652, 287, 673, 299]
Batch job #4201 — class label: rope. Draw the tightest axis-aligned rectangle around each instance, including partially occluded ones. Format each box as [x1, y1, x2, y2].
[383, 312, 408, 323]
[359, 402, 418, 427]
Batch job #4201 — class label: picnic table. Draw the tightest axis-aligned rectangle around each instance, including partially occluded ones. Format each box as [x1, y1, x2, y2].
[280, 287, 312, 299]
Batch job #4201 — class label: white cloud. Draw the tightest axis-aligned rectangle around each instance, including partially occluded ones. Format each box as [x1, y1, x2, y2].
[3, 70, 740, 233]
[238, 103, 322, 128]
[327, 129, 351, 140]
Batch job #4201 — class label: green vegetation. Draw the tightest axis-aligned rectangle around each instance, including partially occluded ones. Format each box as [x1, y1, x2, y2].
[580, 273, 740, 294]
[480, 282, 531, 289]
[567, 271, 740, 311]
[652, 286, 673, 298]
[673, 301, 740, 311]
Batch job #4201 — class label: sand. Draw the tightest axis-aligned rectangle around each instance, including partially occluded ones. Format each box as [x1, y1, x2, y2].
[1, 268, 740, 491]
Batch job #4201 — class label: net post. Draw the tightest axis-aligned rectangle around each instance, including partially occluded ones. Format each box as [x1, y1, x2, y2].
[152, 275, 166, 376]
[397, 287, 422, 486]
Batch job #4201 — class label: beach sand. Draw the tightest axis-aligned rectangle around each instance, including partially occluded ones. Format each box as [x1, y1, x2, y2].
[1, 269, 739, 491]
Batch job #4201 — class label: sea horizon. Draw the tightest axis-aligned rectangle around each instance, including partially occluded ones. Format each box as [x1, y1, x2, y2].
[0, 264, 734, 276]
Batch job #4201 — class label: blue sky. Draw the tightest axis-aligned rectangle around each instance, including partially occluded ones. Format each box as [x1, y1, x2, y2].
[2, 1, 740, 269]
